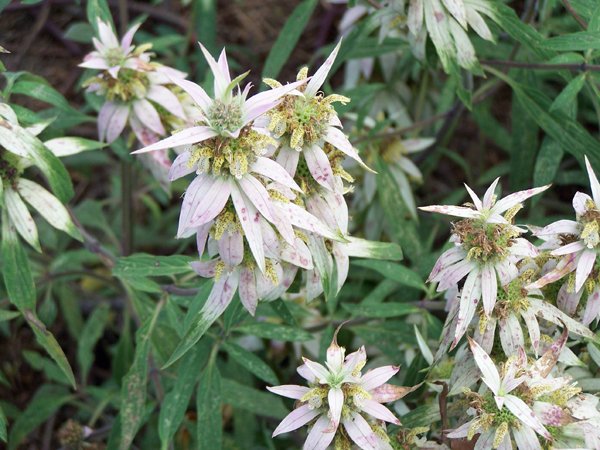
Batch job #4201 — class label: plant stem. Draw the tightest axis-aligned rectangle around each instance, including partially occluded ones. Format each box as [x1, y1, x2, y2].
[120, 159, 134, 255]
[562, 0, 588, 29]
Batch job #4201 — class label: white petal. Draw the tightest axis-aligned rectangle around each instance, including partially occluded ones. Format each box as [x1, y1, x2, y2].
[132, 126, 217, 154]
[499, 314, 524, 357]
[303, 415, 336, 450]
[358, 399, 400, 425]
[276, 146, 300, 176]
[360, 365, 399, 391]
[492, 185, 551, 215]
[238, 174, 275, 223]
[218, 231, 244, 266]
[468, 337, 501, 394]
[166, 74, 212, 114]
[186, 177, 231, 229]
[585, 156, 600, 205]
[434, 258, 475, 291]
[146, 84, 186, 119]
[480, 264, 497, 316]
[576, 250, 596, 292]
[512, 425, 542, 450]
[521, 308, 541, 356]
[304, 144, 336, 191]
[133, 98, 165, 136]
[305, 40, 341, 97]
[200, 270, 239, 322]
[230, 181, 265, 272]
[419, 204, 479, 219]
[482, 178, 500, 209]
[190, 260, 217, 278]
[573, 191, 593, 216]
[504, 395, 551, 440]
[238, 265, 258, 315]
[302, 358, 330, 384]
[169, 152, 195, 181]
[272, 404, 320, 437]
[251, 156, 302, 191]
[324, 127, 372, 171]
[328, 387, 343, 427]
[428, 245, 466, 281]
[342, 412, 379, 450]
[277, 201, 340, 241]
[267, 385, 310, 400]
[535, 219, 579, 236]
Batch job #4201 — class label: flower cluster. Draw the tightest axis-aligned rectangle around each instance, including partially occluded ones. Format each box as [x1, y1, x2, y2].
[134, 41, 387, 319]
[420, 179, 549, 347]
[81, 20, 190, 189]
[268, 334, 413, 449]
[528, 156, 600, 325]
[449, 335, 600, 449]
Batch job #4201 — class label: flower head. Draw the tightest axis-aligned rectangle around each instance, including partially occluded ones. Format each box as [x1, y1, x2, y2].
[421, 179, 549, 347]
[529, 156, 600, 304]
[80, 20, 150, 79]
[268, 334, 412, 449]
[264, 41, 372, 194]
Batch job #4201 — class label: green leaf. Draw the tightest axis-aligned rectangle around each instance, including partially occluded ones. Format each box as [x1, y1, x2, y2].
[24, 311, 76, 389]
[490, 1, 554, 60]
[542, 31, 600, 51]
[235, 322, 313, 342]
[86, 0, 114, 33]
[344, 237, 403, 261]
[159, 339, 211, 450]
[8, 385, 74, 450]
[120, 300, 164, 450]
[44, 136, 106, 157]
[0, 119, 74, 202]
[0, 403, 6, 442]
[510, 82, 538, 190]
[262, 0, 318, 80]
[221, 379, 287, 419]
[197, 357, 222, 449]
[352, 260, 425, 291]
[77, 303, 110, 381]
[486, 67, 600, 170]
[1, 212, 36, 311]
[64, 22, 94, 43]
[163, 282, 216, 369]
[0, 309, 20, 322]
[373, 154, 422, 261]
[223, 342, 279, 385]
[113, 254, 195, 278]
[550, 73, 586, 112]
[342, 302, 420, 318]
[533, 137, 564, 194]
[12, 80, 73, 110]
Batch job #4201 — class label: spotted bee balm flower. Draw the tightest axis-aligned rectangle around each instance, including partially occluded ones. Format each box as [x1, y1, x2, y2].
[81, 19, 189, 189]
[420, 179, 549, 347]
[264, 41, 372, 194]
[134, 43, 345, 318]
[268, 334, 415, 449]
[449, 334, 599, 449]
[529, 156, 600, 325]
